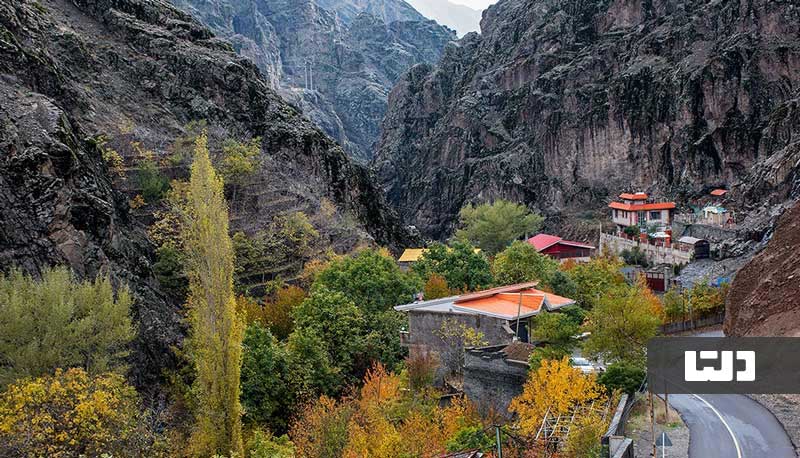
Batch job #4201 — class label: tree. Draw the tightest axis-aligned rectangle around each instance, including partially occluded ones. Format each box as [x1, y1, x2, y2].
[290, 396, 353, 458]
[663, 288, 686, 323]
[134, 143, 170, 203]
[285, 328, 342, 399]
[598, 362, 646, 395]
[412, 241, 493, 292]
[531, 312, 579, 348]
[264, 285, 306, 339]
[423, 273, 451, 300]
[0, 267, 134, 387]
[183, 133, 244, 456]
[509, 357, 606, 436]
[492, 240, 558, 285]
[562, 413, 608, 458]
[240, 324, 292, 432]
[455, 200, 544, 255]
[566, 255, 626, 309]
[313, 248, 420, 314]
[436, 319, 488, 377]
[583, 284, 661, 366]
[292, 288, 366, 380]
[0, 368, 164, 458]
[621, 246, 649, 267]
[218, 137, 261, 205]
[246, 430, 295, 458]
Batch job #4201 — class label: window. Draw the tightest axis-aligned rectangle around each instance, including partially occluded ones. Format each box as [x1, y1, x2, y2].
[650, 211, 661, 220]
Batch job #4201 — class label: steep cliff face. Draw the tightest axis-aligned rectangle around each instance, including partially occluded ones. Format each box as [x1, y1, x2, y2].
[171, 0, 456, 161]
[0, 0, 414, 384]
[725, 200, 800, 337]
[374, 0, 800, 238]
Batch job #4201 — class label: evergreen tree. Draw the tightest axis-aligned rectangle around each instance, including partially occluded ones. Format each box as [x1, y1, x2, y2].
[183, 133, 244, 456]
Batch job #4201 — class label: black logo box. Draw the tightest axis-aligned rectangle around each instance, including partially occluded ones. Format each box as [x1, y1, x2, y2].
[647, 337, 800, 394]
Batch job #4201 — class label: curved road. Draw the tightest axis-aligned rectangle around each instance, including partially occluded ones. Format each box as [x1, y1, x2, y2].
[664, 329, 796, 458]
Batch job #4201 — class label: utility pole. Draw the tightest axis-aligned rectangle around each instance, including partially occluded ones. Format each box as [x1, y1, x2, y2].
[650, 390, 656, 458]
[664, 383, 670, 423]
[495, 425, 503, 458]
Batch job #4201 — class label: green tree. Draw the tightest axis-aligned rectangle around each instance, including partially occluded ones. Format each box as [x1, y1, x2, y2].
[455, 200, 544, 255]
[597, 362, 646, 395]
[0, 267, 134, 387]
[246, 430, 295, 458]
[135, 144, 170, 203]
[313, 248, 420, 314]
[412, 241, 493, 292]
[566, 256, 626, 309]
[662, 288, 686, 322]
[183, 133, 244, 456]
[531, 312, 579, 348]
[492, 240, 558, 285]
[285, 328, 341, 398]
[240, 324, 291, 432]
[446, 426, 495, 453]
[292, 288, 366, 382]
[583, 285, 661, 366]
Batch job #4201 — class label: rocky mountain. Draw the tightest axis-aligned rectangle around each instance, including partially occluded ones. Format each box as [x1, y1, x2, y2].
[725, 199, 800, 337]
[170, 0, 456, 162]
[406, 0, 483, 36]
[0, 0, 414, 385]
[374, 0, 800, 239]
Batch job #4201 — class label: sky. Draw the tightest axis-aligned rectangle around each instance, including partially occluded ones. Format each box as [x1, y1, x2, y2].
[448, 0, 497, 10]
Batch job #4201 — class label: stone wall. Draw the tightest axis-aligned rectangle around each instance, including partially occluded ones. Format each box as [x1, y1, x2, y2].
[463, 346, 529, 416]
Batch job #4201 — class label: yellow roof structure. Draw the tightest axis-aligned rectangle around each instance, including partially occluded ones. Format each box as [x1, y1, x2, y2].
[398, 247, 482, 263]
[398, 248, 426, 262]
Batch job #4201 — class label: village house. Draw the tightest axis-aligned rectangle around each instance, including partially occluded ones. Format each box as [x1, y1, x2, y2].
[609, 192, 676, 235]
[527, 233, 595, 262]
[394, 282, 576, 364]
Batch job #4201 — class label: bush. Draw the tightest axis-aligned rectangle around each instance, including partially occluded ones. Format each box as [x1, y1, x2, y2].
[446, 425, 495, 453]
[405, 351, 439, 391]
[598, 362, 646, 395]
[137, 156, 170, 202]
[153, 245, 188, 300]
[0, 368, 164, 458]
[623, 225, 640, 237]
[0, 267, 135, 387]
[621, 246, 649, 267]
[246, 430, 295, 458]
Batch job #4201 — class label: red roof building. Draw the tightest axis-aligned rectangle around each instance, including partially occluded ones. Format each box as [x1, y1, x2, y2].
[527, 233, 595, 262]
[710, 189, 728, 197]
[609, 192, 676, 232]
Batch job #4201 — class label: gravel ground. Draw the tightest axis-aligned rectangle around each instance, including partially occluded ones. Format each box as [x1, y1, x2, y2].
[750, 394, 800, 457]
[626, 394, 689, 458]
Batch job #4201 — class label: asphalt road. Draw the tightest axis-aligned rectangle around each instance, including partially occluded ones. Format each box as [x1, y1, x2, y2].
[664, 329, 796, 458]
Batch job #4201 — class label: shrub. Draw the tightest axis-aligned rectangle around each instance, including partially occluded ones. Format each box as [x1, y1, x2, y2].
[136, 154, 170, 202]
[598, 362, 646, 395]
[621, 246, 649, 267]
[0, 267, 135, 387]
[446, 425, 495, 453]
[246, 430, 295, 458]
[405, 351, 439, 391]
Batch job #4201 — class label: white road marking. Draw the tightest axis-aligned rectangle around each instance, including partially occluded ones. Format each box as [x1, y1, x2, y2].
[693, 394, 743, 458]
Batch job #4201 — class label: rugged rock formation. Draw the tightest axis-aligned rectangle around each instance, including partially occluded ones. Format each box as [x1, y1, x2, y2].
[725, 201, 800, 337]
[171, 0, 456, 161]
[0, 0, 414, 385]
[374, 0, 800, 239]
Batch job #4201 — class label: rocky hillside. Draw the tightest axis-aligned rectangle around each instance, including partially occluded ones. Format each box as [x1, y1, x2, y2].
[0, 0, 414, 385]
[725, 200, 800, 337]
[171, 0, 456, 161]
[374, 0, 800, 239]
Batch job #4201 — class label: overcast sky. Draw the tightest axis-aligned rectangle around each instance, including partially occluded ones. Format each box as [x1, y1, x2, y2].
[448, 0, 497, 10]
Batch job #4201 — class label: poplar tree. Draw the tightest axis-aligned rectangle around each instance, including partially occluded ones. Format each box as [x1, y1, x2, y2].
[184, 133, 244, 456]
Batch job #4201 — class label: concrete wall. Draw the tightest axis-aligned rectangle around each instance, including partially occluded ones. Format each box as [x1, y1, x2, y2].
[600, 233, 692, 265]
[673, 221, 739, 244]
[463, 346, 530, 416]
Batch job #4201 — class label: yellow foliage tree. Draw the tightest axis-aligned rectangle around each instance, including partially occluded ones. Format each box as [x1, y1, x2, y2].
[423, 273, 451, 300]
[184, 133, 244, 457]
[509, 357, 606, 436]
[0, 368, 162, 458]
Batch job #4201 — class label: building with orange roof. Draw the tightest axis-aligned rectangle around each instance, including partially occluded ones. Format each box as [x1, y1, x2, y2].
[609, 192, 676, 236]
[394, 282, 576, 379]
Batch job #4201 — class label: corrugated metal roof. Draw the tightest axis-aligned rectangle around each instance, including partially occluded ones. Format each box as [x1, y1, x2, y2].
[398, 248, 426, 262]
[619, 192, 648, 200]
[609, 201, 677, 211]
